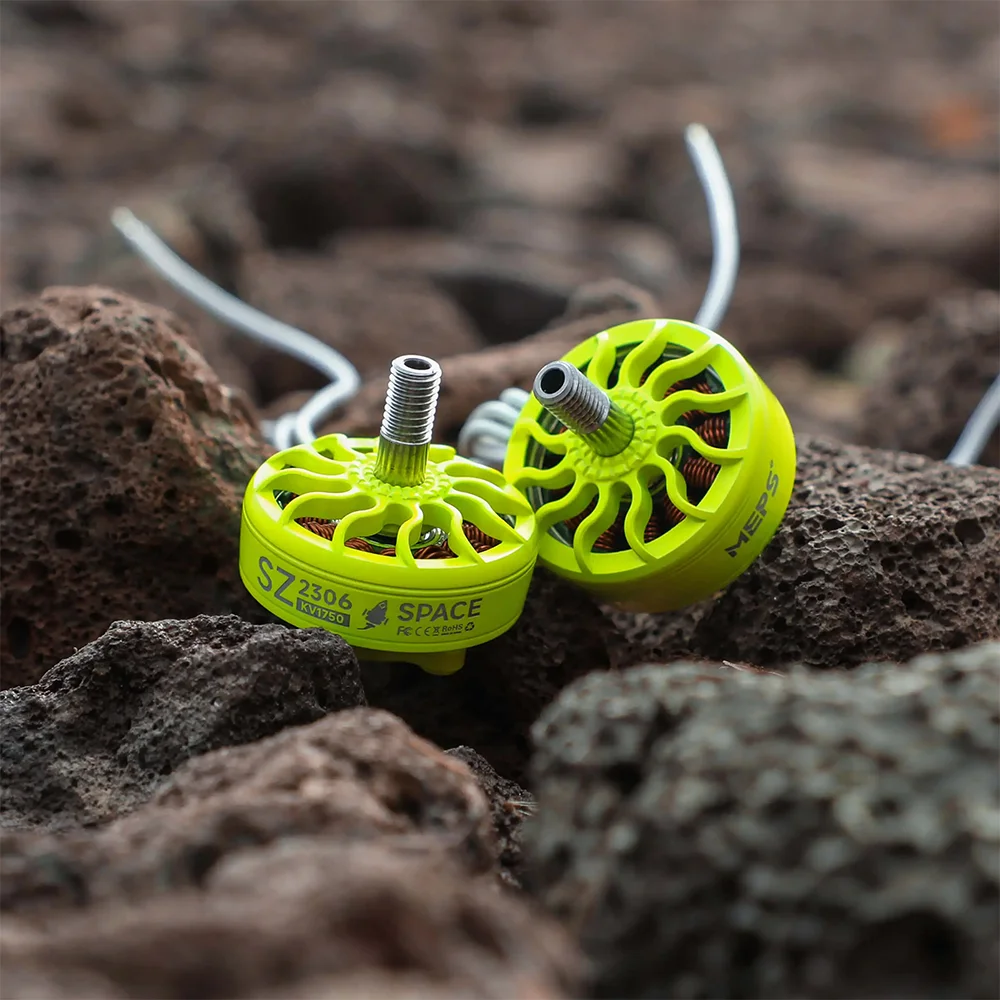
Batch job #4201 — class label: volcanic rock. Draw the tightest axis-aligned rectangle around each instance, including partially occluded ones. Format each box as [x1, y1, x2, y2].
[0, 615, 365, 832]
[0, 707, 497, 912]
[525, 643, 1000, 999]
[0, 286, 272, 688]
[611, 436, 1000, 670]
[1, 840, 581, 999]
[855, 290, 1000, 467]
[446, 746, 534, 889]
[236, 251, 484, 405]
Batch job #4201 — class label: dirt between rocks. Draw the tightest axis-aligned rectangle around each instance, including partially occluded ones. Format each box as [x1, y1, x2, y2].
[1, 2, 999, 998]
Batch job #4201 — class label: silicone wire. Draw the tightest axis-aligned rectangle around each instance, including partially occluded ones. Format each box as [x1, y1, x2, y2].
[457, 122, 741, 468]
[946, 371, 1000, 467]
[110, 207, 361, 448]
[685, 123, 740, 332]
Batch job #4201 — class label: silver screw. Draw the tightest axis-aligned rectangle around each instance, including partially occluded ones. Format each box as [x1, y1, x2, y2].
[533, 361, 635, 457]
[374, 355, 442, 487]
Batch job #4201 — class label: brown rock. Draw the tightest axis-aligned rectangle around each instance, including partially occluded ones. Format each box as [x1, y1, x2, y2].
[721, 264, 874, 369]
[854, 290, 1000, 467]
[0, 286, 271, 687]
[61, 164, 267, 402]
[0, 615, 365, 832]
[1, 840, 581, 1000]
[446, 746, 535, 889]
[525, 644, 1000, 999]
[610, 436, 1000, 669]
[236, 252, 484, 404]
[328, 229, 583, 345]
[1, 708, 494, 912]
[755, 357, 863, 442]
[325, 278, 661, 441]
[778, 142, 1000, 273]
[230, 109, 461, 252]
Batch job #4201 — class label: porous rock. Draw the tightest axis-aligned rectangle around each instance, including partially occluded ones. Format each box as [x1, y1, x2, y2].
[236, 251, 484, 404]
[611, 436, 1000, 670]
[1, 840, 581, 1000]
[525, 643, 1000, 999]
[0, 286, 272, 688]
[855, 290, 1000, 467]
[446, 746, 535, 888]
[0, 615, 365, 831]
[0, 707, 495, 912]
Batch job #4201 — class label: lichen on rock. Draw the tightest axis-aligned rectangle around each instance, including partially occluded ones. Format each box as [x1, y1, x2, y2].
[525, 643, 1000, 999]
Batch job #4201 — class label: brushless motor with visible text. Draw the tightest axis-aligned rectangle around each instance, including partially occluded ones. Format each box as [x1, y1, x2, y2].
[502, 318, 796, 612]
[240, 355, 539, 675]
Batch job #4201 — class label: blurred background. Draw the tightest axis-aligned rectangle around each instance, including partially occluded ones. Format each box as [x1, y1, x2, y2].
[2, 0, 998, 460]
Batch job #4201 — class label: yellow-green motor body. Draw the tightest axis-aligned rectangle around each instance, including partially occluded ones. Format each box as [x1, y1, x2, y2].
[503, 318, 796, 613]
[240, 435, 539, 675]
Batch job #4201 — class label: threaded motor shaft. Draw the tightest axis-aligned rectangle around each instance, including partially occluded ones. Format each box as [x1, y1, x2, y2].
[533, 361, 635, 457]
[374, 355, 442, 486]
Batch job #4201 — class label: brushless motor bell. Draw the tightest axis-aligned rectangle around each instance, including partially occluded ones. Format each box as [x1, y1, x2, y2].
[502, 318, 796, 613]
[240, 355, 539, 676]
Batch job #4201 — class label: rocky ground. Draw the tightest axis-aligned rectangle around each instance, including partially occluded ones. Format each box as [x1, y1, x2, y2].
[1, 2, 999, 998]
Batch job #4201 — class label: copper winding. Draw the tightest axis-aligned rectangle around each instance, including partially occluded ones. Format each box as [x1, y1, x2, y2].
[681, 454, 720, 492]
[344, 536, 375, 553]
[296, 516, 336, 540]
[278, 491, 501, 558]
[697, 413, 728, 448]
[592, 521, 623, 552]
[462, 522, 501, 552]
[541, 362, 732, 552]
[643, 493, 686, 544]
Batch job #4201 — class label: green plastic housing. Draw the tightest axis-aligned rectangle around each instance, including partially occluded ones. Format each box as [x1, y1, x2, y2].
[240, 435, 539, 675]
[502, 318, 797, 612]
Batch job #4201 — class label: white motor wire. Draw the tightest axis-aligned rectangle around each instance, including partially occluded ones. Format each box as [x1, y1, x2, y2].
[110, 207, 361, 448]
[685, 123, 740, 332]
[456, 387, 531, 468]
[457, 122, 741, 469]
[946, 371, 1000, 467]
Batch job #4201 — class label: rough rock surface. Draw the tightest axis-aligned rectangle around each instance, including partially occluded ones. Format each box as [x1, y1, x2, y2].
[446, 746, 534, 889]
[1, 840, 581, 1000]
[0, 707, 497, 912]
[611, 436, 1000, 670]
[525, 643, 1000, 999]
[855, 291, 1000, 467]
[0, 615, 365, 832]
[0, 287, 272, 688]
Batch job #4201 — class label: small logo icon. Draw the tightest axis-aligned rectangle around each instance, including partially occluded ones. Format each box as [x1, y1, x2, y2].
[361, 599, 389, 630]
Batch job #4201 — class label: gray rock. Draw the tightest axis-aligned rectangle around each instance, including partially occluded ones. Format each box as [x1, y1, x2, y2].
[525, 643, 1000, 999]
[0, 615, 365, 831]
